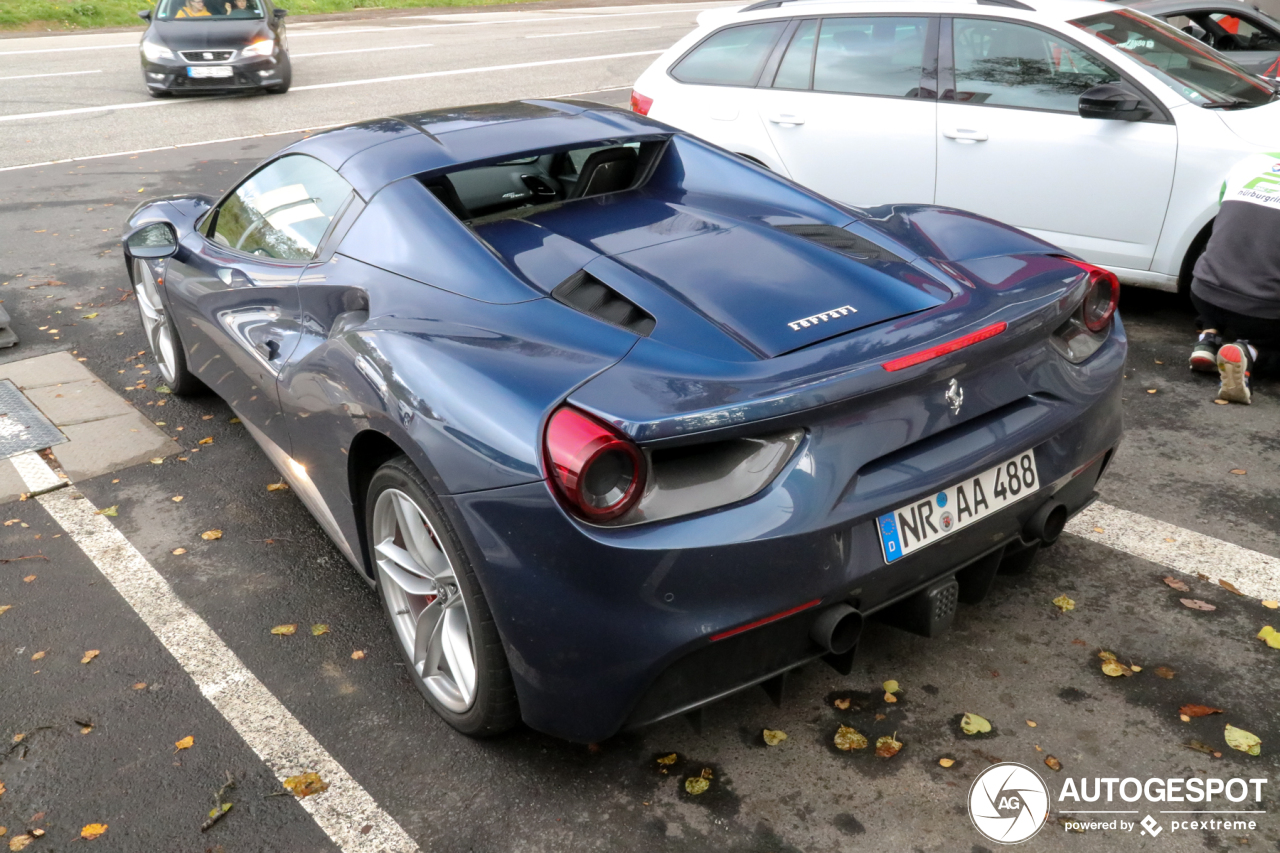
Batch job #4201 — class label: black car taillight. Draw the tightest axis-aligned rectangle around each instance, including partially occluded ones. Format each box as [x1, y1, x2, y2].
[1064, 258, 1119, 332]
[545, 406, 645, 522]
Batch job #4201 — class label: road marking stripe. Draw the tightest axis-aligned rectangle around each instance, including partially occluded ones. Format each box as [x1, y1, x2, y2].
[0, 85, 629, 172]
[0, 43, 136, 56]
[526, 26, 661, 38]
[0, 49, 662, 124]
[1066, 500, 1280, 600]
[0, 69, 104, 81]
[11, 451, 420, 853]
[289, 49, 664, 92]
[292, 42, 433, 58]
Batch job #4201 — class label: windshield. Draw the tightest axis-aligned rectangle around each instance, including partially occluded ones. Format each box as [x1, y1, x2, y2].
[157, 0, 264, 20]
[1073, 10, 1273, 108]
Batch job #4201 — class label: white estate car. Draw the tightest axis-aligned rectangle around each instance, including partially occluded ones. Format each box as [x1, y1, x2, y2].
[632, 0, 1280, 291]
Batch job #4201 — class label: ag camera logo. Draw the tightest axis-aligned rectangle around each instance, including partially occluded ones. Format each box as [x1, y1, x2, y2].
[969, 762, 1050, 844]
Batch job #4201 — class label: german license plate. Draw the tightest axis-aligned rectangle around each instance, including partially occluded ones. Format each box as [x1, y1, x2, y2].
[188, 66, 234, 78]
[877, 450, 1039, 564]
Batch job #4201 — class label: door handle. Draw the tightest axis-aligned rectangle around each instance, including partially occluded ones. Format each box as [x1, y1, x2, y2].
[767, 114, 805, 126]
[255, 339, 281, 360]
[943, 128, 988, 143]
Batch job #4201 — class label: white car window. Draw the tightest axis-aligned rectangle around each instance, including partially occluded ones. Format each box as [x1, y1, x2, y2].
[773, 19, 819, 89]
[812, 17, 929, 97]
[953, 18, 1120, 111]
[671, 21, 788, 86]
[212, 155, 352, 260]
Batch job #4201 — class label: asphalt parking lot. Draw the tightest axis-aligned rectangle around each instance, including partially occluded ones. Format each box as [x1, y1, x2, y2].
[2, 4, 1279, 851]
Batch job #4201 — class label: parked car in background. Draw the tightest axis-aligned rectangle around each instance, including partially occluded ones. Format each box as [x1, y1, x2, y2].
[122, 100, 1123, 742]
[137, 0, 291, 97]
[632, 0, 1280, 293]
[1127, 0, 1280, 77]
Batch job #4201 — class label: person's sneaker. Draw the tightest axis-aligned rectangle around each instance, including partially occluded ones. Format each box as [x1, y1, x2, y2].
[1216, 342, 1254, 405]
[1189, 333, 1222, 373]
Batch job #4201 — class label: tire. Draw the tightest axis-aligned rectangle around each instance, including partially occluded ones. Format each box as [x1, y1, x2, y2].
[131, 258, 203, 396]
[365, 456, 519, 736]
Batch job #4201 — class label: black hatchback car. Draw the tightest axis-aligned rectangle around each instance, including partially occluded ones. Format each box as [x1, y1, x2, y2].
[137, 0, 292, 97]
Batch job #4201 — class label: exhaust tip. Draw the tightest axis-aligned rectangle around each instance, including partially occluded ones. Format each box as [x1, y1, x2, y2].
[1026, 500, 1068, 545]
[810, 604, 862, 655]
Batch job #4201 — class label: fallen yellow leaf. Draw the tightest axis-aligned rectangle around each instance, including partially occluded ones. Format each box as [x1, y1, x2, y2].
[310, 624, 329, 636]
[1052, 594, 1075, 613]
[31, 650, 46, 661]
[23, 575, 35, 583]
[0, 605, 10, 617]
[883, 679, 900, 694]
[175, 735, 193, 750]
[10, 832, 33, 851]
[350, 650, 365, 660]
[762, 729, 786, 746]
[1045, 756, 1063, 771]
[133, 682, 147, 690]
[171, 548, 186, 555]
[1230, 468, 1247, 475]
[1263, 601, 1279, 609]
[1224, 724, 1261, 756]
[833, 698, 850, 710]
[171, 496, 183, 502]
[1027, 720, 1037, 727]
[198, 437, 213, 445]
[81, 650, 99, 664]
[684, 776, 710, 795]
[201, 530, 222, 541]
[960, 713, 992, 735]
[1101, 660, 1132, 677]
[938, 757, 955, 768]
[283, 772, 329, 798]
[834, 725, 867, 751]
[95, 505, 118, 517]
[656, 753, 677, 765]
[150, 457, 164, 464]
[267, 482, 290, 492]
[80, 823, 107, 840]
[271, 624, 298, 636]
[875, 733, 903, 758]
[1257, 626, 1280, 649]
[884, 692, 897, 703]
[81, 313, 99, 320]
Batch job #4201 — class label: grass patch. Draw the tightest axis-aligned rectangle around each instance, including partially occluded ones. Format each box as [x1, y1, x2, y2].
[0, 0, 529, 32]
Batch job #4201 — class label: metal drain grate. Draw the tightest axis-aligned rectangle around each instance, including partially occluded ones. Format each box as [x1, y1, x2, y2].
[0, 380, 67, 458]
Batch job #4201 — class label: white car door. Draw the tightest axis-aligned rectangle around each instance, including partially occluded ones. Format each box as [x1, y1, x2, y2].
[934, 16, 1177, 270]
[752, 15, 939, 206]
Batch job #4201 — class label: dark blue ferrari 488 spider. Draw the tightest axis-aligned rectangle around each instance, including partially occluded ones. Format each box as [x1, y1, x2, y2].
[122, 99, 1125, 743]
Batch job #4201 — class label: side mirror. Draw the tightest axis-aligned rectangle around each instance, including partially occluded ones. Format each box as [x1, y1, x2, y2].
[273, 8, 288, 18]
[125, 222, 179, 259]
[137, 9, 152, 19]
[1078, 83, 1152, 122]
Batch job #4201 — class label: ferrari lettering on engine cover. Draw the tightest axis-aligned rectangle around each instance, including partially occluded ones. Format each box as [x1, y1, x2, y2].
[788, 305, 857, 331]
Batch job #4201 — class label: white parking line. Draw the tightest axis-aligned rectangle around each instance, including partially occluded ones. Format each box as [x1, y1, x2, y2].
[1066, 501, 1280, 600]
[0, 43, 136, 57]
[0, 49, 662, 124]
[0, 69, 104, 82]
[526, 26, 661, 38]
[292, 42, 433, 58]
[10, 451, 421, 853]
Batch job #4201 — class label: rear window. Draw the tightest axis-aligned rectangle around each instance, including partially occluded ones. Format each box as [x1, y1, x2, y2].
[421, 138, 668, 224]
[672, 21, 788, 86]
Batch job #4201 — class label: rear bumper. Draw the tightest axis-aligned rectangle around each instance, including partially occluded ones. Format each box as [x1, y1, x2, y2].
[448, 344, 1125, 742]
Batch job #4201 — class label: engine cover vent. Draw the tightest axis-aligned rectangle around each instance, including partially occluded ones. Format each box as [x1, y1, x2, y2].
[552, 271, 656, 336]
[777, 224, 907, 264]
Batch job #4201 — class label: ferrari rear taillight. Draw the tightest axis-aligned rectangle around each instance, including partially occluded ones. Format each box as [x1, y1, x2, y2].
[881, 322, 1008, 372]
[630, 90, 654, 116]
[1063, 259, 1119, 332]
[545, 406, 646, 522]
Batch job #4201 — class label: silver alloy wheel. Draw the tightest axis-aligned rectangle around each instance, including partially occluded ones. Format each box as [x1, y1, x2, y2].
[132, 259, 177, 385]
[372, 488, 478, 713]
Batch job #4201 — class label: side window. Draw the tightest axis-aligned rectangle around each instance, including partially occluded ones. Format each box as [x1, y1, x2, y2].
[812, 17, 930, 97]
[1209, 13, 1280, 50]
[671, 21, 788, 86]
[952, 18, 1120, 111]
[773, 19, 818, 89]
[212, 155, 352, 261]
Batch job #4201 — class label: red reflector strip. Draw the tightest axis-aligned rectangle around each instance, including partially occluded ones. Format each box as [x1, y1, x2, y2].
[881, 322, 1008, 372]
[709, 599, 822, 642]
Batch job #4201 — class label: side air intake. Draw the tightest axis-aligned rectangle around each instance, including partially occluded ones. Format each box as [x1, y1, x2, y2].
[552, 271, 656, 336]
[777, 224, 907, 264]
